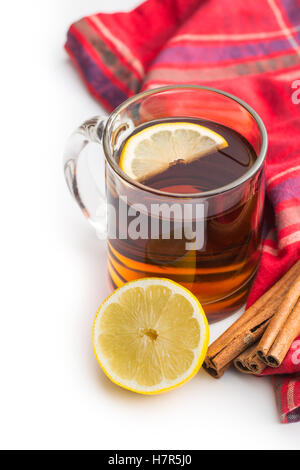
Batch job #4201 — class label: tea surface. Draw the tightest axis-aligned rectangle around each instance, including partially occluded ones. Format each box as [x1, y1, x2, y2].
[118, 118, 257, 194]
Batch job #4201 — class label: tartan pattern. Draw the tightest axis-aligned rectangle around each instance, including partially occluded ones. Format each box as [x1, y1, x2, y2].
[273, 373, 300, 423]
[65, 0, 300, 423]
[262, 335, 300, 423]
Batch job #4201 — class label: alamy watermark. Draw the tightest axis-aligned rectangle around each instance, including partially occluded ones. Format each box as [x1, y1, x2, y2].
[291, 79, 300, 104]
[96, 196, 206, 251]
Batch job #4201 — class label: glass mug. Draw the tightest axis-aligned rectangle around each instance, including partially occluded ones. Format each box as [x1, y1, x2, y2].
[64, 85, 267, 322]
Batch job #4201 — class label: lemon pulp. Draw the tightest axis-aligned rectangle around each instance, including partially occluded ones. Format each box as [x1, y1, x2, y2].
[93, 278, 209, 394]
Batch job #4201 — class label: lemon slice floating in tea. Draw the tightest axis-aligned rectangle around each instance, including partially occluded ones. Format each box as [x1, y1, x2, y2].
[93, 278, 209, 394]
[119, 121, 228, 182]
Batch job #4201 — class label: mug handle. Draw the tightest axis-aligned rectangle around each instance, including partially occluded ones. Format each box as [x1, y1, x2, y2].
[63, 116, 107, 238]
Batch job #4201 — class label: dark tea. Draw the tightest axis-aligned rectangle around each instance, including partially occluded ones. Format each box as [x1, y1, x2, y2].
[106, 118, 264, 321]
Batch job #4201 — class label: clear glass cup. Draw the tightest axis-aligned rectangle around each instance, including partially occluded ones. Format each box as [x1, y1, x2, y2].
[64, 85, 268, 322]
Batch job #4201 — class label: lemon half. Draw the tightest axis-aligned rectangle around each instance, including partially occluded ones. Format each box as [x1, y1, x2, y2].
[93, 278, 209, 394]
[119, 122, 228, 182]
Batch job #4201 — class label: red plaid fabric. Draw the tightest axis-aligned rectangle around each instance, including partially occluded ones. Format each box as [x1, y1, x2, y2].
[262, 336, 300, 422]
[65, 0, 300, 423]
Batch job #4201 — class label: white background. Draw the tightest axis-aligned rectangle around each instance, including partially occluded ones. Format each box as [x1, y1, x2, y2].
[0, 0, 299, 450]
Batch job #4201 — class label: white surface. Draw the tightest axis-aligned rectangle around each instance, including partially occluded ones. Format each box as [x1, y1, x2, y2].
[0, 0, 299, 450]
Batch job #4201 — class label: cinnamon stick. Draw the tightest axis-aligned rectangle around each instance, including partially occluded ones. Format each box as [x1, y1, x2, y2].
[247, 350, 266, 375]
[233, 344, 267, 375]
[203, 260, 300, 378]
[265, 298, 300, 367]
[211, 315, 270, 371]
[256, 271, 300, 365]
[234, 344, 266, 375]
[202, 361, 230, 378]
[233, 345, 257, 374]
[205, 261, 300, 360]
